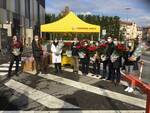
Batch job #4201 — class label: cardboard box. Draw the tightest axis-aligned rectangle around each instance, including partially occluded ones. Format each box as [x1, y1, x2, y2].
[22, 58, 36, 74]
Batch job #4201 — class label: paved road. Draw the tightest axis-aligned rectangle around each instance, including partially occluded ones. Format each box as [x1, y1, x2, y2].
[0, 65, 146, 112]
[0, 48, 149, 112]
[141, 54, 150, 84]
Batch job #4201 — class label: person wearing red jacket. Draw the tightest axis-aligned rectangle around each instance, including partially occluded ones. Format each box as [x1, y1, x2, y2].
[8, 35, 23, 77]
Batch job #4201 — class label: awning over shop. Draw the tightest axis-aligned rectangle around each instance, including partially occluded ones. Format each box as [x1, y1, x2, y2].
[41, 11, 100, 33]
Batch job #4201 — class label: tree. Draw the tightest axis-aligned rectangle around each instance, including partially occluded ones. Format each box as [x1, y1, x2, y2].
[45, 13, 56, 23]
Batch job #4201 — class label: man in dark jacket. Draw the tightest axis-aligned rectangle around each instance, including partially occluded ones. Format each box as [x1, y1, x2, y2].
[32, 35, 43, 74]
[71, 37, 79, 73]
[105, 37, 115, 80]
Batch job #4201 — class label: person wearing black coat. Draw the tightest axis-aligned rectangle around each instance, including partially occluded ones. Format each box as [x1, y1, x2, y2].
[111, 39, 122, 85]
[112, 56, 122, 84]
[105, 37, 115, 80]
[32, 35, 43, 74]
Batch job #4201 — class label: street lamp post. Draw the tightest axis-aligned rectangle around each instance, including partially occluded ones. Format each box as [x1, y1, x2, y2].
[125, 7, 131, 21]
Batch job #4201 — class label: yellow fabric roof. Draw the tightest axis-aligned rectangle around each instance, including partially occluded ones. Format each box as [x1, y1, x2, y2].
[41, 11, 100, 33]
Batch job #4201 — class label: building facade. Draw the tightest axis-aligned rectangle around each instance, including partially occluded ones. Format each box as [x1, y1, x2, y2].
[0, 0, 45, 48]
[120, 21, 138, 40]
[143, 26, 150, 42]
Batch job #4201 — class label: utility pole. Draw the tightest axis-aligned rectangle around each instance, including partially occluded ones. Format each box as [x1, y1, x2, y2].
[37, 0, 40, 36]
[125, 7, 131, 21]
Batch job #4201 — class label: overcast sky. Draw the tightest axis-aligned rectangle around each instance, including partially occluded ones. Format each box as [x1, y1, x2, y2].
[45, 0, 150, 27]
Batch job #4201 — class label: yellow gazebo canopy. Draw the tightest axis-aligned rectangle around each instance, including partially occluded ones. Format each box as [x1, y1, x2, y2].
[41, 11, 100, 33]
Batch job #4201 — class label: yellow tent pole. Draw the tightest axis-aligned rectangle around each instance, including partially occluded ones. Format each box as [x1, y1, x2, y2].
[75, 33, 78, 38]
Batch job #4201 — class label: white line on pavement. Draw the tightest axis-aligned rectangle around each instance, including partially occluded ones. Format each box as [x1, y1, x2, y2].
[0, 63, 21, 67]
[4, 79, 79, 109]
[38, 73, 146, 108]
[51, 65, 128, 86]
[0, 72, 7, 76]
[0, 67, 15, 71]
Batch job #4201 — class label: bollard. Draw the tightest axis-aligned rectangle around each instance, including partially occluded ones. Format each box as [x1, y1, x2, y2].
[146, 92, 150, 113]
[139, 61, 144, 80]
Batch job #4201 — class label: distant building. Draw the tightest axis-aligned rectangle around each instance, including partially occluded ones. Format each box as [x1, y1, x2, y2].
[143, 26, 150, 42]
[0, 0, 45, 48]
[120, 21, 138, 40]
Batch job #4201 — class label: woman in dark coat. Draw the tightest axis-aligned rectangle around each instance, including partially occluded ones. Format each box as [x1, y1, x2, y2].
[32, 35, 43, 74]
[8, 35, 23, 77]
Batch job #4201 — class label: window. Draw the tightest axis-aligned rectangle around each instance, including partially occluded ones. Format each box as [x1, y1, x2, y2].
[0, 0, 7, 9]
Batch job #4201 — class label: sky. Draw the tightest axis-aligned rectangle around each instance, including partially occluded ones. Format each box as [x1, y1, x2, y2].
[45, 0, 150, 27]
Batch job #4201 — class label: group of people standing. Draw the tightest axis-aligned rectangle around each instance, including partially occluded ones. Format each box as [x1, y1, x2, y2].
[70, 37, 140, 88]
[7, 35, 142, 92]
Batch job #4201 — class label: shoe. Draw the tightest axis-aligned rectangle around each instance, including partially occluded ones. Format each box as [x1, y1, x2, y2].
[128, 87, 134, 93]
[124, 87, 130, 92]
[106, 78, 111, 80]
[100, 76, 105, 79]
[96, 75, 99, 77]
[39, 72, 42, 75]
[74, 71, 78, 74]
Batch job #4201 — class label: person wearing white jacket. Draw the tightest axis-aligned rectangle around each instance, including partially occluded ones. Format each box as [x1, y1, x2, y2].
[51, 39, 63, 74]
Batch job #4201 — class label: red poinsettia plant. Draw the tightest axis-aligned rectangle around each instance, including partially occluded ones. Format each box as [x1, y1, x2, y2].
[63, 42, 72, 52]
[114, 44, 126, 56]
[97, 43, 108, 54]
[87, 45, 97, 57]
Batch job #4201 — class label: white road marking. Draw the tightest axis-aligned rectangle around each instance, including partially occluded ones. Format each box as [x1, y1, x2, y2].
[0, 62, 21, 76]
[51, 65, 128, 86]
[0, 67, 15, 71]
[4, 79, 79, 109]
[38, 73, 146, 108]
[0, 63, 21, 67]
[0, 72, 8, 76]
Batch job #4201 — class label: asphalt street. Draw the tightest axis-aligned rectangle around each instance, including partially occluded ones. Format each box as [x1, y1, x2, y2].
[141, 54, 150, 84]
[0, 65, 147, 112]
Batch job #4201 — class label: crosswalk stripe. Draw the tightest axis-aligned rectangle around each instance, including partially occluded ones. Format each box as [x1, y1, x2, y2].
[62, 66, 129, 87]
[63, 67, 102, 79]
[0, 63, 21, 67]
[0, 67, 15, 70]
[4, 79, 79, 109]
[38, 73, 146, 108]
[0, 62, 21, 76]
[50, 65, 102, 79]
[0, 110, 145, 113]
[0, 72, 7, 76]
